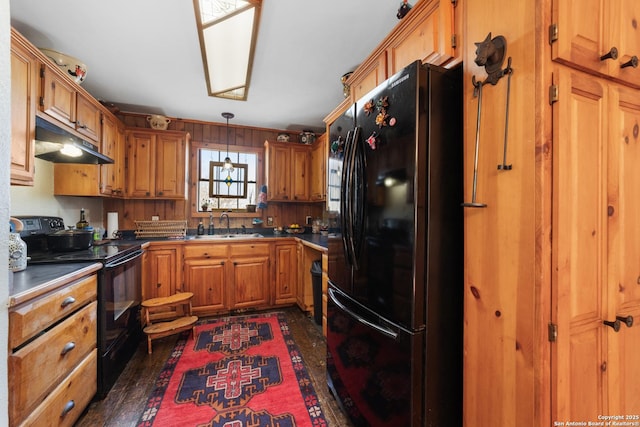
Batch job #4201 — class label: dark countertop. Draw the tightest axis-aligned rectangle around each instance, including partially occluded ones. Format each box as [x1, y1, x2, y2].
[293, 233, 329, 251]
[9, 262, 103, 307]
[128, 231, 329, 250]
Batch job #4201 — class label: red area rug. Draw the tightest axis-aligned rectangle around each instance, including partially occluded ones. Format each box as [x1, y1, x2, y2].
[136, 312, 328, 427]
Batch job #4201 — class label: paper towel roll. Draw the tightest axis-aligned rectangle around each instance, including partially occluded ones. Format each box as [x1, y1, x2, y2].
[107, 212, 119, 239]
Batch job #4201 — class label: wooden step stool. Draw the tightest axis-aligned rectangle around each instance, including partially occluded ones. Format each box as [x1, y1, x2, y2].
[141, 292, 198, 354]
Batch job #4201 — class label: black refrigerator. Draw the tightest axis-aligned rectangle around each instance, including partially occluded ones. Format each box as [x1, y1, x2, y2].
[326, 60, 462, 427]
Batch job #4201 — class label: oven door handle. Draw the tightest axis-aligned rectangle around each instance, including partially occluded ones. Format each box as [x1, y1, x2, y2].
[104, 249, 144, 269]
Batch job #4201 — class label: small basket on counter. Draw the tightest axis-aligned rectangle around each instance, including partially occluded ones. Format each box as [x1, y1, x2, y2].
[285, 227, 304, 234]
[134, 220, 187, 239]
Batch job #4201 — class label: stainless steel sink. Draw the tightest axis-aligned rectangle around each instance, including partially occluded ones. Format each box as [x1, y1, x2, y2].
[194, 233, 264, 240]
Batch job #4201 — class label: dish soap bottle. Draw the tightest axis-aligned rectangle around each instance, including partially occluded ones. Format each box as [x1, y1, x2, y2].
[76, 208, 89, 230]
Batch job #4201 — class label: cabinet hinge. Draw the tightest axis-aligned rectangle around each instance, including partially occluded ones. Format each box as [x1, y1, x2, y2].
[451, 34, 458, 49]
[548, 323, 558, 342]
[40, 67, 45, 78]
[549, 23, 558, 44]
[39, 96, 44, 107]
[549, 84, 559, 104]
[451, 0, 457, 6]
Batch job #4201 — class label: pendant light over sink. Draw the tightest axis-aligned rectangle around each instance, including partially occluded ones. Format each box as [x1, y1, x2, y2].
[222, 112, 234, 171]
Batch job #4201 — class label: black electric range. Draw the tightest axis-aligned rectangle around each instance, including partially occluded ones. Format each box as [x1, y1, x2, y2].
[16, 215, 141, 265]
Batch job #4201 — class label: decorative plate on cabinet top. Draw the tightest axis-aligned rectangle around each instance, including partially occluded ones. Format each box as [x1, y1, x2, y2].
[39, 48, 87, 84]
[277, 133, 290, 142]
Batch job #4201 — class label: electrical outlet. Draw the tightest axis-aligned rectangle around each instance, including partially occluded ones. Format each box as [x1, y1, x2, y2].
[151, 215, 159, 221]
[305, 216, 312, 225]
[267, 216, 274, 226]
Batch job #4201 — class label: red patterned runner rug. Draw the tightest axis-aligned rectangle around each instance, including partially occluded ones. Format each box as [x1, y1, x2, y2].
[137, 311, 328, 427]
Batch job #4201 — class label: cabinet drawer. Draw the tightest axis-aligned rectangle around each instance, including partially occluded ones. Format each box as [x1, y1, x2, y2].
[17, 349, 97, 427]
[9, 274, 97, 349]
[183, 244, 228, 259]
[9, 301, 97, 425]
[229, 243, 270, 257]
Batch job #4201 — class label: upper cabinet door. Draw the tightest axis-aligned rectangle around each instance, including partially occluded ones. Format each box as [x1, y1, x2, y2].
[10, 31, 37, 186]
[41, 63, 76, 127]
[607, 1, 640, 87]
[552, 0, 640, 87]
[155, 132, 187, 198]
[386, 0, 455, 73]
[75, 92, 101, 143]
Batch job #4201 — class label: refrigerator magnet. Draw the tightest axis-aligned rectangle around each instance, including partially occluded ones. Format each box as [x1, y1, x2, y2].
[367, 132, 378, 150]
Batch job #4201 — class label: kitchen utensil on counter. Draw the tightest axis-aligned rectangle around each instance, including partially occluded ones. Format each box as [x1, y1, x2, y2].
[9, 218, 27, 272]
[46, 229, 93, 251]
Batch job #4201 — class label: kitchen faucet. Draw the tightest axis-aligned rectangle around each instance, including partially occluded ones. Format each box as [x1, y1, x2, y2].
[208, 213, 215, 235]
[220, 213, 230, 235]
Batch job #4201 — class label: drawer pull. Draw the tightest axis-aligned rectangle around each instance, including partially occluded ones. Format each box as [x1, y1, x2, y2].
[60, 400, 75, 418]
[60, 296, 76, 308]
[60, 342, 76, 356]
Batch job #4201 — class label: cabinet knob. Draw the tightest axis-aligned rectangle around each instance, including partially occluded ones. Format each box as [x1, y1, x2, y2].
[600, 47, 618, 61]
[61, 400, 75, 418]
[603, 319, 621, 332]
[60, 341, 76, 356]
[60, 296, 76, 308]
[616, 315, 634, 327]
[156, 283, 161, 288]
[158, 191, 163, 196]
[621, 56, 639, 69]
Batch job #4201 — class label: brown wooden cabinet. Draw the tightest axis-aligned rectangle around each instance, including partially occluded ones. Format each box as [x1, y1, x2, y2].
[385, 0, 456, 74]
[274, 242, 298, 305]
[183, 244, 227, 314]
[40, 63, 101, 144]
[343, 0, 457, 105]
[310, 133, 327, 201]
[8, 272, 98, 427]
[229, 243, 270, 309]
[98, 113, 120, 196]
[10, 28, 37, 186]
[459, 0, 640, 425]
[552, 67, 640, 421]
[552, 0, 640, 88]
[126, 128, 189, 199]
[264, 140, 311, 201]
[349, 53, 388, 104]
[52, 110, 125, 197]
[143, 244, 183, 321]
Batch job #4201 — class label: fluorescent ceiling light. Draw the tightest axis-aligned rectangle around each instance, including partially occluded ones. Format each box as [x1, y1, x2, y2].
[193, 0, 262, 100]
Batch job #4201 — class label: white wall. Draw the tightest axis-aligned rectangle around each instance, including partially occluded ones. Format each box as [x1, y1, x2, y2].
[10, 159, 104, 229]
[1, 0, 12, 422]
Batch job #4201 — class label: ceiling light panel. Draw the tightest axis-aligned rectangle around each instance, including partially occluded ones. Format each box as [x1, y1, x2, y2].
[194, 0, 262, 100]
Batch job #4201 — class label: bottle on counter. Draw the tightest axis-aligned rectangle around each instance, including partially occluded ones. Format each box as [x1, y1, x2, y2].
[76, 208, 89, 230]
[197, 221, 205, 235]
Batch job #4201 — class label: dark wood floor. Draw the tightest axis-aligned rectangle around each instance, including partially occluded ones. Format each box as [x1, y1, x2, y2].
[76, 307, 353, 427]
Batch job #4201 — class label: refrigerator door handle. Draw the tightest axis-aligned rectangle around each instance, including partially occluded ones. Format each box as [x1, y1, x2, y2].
[340, 130, 354, 265]
[350, 126, 365, 267]
[328, 288, 399, 340]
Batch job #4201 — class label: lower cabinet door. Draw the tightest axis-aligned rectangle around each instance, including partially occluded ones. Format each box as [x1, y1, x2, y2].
[183, 258, 227, 314]
[230, 256, 270, 309]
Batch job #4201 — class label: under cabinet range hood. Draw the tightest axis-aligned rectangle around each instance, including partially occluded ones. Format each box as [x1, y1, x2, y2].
[34, 116, 114, 164]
